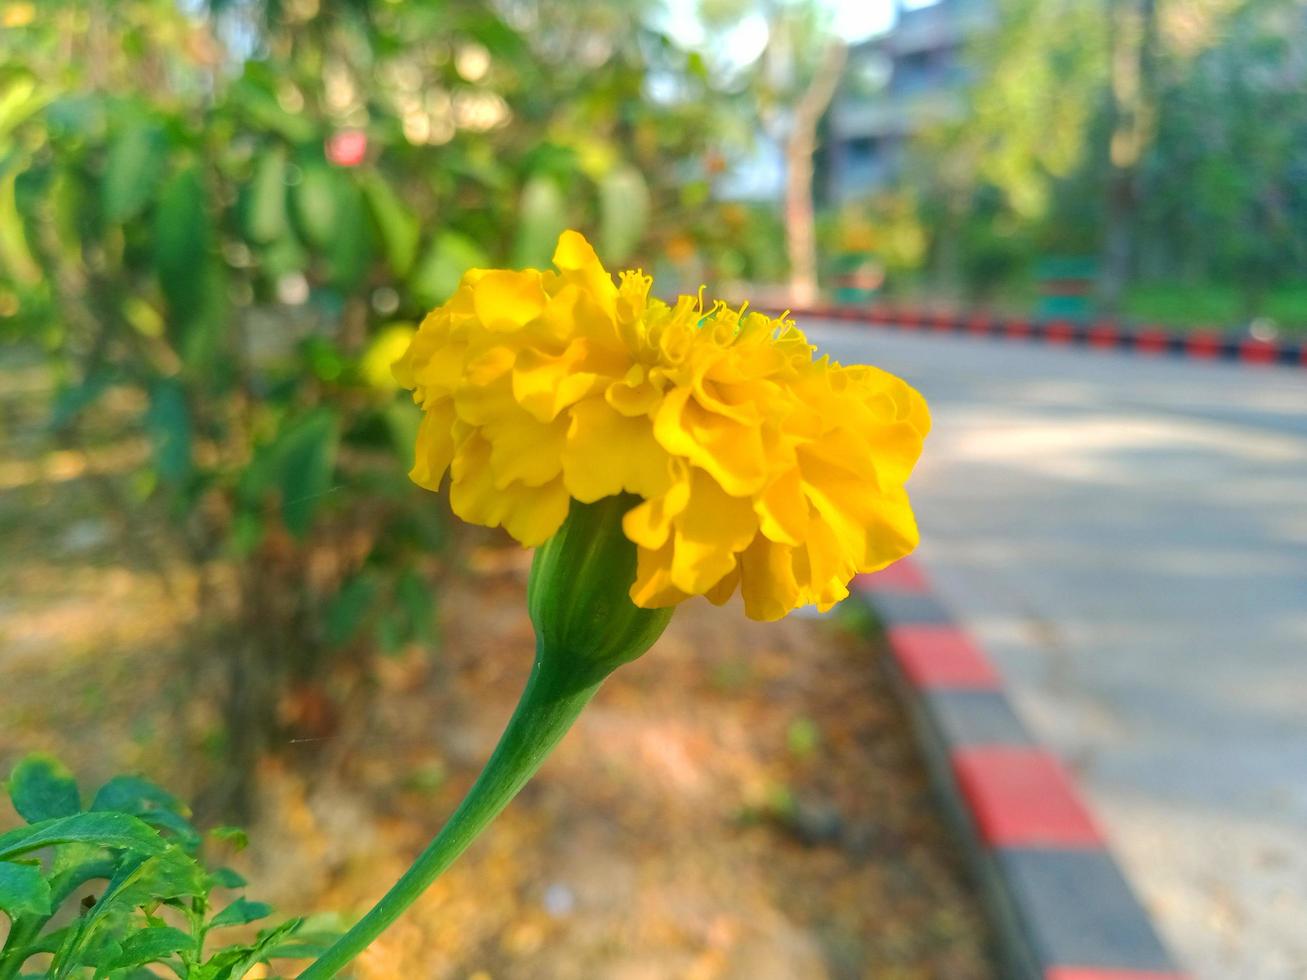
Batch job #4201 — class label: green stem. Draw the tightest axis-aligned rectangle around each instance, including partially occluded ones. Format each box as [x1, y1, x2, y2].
[298, 650, 604, 979]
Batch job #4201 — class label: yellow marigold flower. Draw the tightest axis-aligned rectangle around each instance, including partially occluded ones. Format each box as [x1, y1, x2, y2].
[393, 231, 929, 621]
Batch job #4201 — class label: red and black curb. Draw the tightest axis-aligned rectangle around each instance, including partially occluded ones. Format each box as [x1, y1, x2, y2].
[782, 303, 1305, 369]
[850, 559, 1188, 980]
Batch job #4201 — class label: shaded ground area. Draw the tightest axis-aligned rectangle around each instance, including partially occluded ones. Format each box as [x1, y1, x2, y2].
[0, 354, 994, 979]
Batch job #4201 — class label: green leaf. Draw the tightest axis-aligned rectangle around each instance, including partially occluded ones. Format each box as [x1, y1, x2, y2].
[231, 71, 316, 144]
[80, 849, 204, 938]
[396, 568, 436, 647]
[103, 121, 165, 223]
[0, 70, 46, 143]
[325, 574, 378, 648]
[0, 813, 166, 863]
[91, 775, 199, 851]
[207, 827, 248, 852]
[0, 861, 52, 919]
[291, 162, 341, 249]
[512, 174, 568, 268]
[90, 776, 183, 819]
[361, 172, 419, 278]
[144, 380, 193, 488]
[0, 167, 40, 286]
[207, 867, 247, 890]
[49, 372, 112, 431]
[8, 754, 81, 823]
[209, 897, 272, 929]
[154, 166, 211, 323]
[244, 148, 289, 244]
[598, 165, 650, 264]
[327, 177, 372, 292]
[108, 925, 192, 970]
[410, 231, 487, 307]
[203, 917, 303, 980]
[276, 409, 339, 537]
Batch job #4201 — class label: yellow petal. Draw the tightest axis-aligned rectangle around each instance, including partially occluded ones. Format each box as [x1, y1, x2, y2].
[629, 542, 690, 609]
[668, 470, 758, 594]
[552, 230, 617, 318]
[482, 409, 568, 489]
[409, 400, 456, 491]
[653, 387, 768, 496]
[501, 478, 571, 547]
[622, 473, 691, 550]
[563, 397, 671, 503]
[704, 561, 740, 606]
[471, 270, 549, 332]
[739, 537, 799, 622]
[511, 339, 599, 422]
[755, 468, 808, 545]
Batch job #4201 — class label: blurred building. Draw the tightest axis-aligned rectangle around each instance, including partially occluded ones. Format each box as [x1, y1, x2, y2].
[825, 0, 995, 202]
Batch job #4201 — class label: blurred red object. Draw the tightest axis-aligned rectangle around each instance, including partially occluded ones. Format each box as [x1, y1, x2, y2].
[326, 129, 368, 167]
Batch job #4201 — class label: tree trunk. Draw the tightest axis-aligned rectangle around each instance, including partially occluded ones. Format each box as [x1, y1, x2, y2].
[785, 40, 847, 307]
[1101, 0, 1159, 312]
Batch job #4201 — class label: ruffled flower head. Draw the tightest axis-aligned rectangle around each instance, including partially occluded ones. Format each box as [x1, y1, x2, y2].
[393, 231, 929, 620]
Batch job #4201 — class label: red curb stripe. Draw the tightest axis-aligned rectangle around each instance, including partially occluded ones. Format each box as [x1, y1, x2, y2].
[1185, 331, 1222, 359]
[852, 557, 931, 594]
[1044, 320, 1075, 344]
[952, 747, 1103, 847]
[1133, 328, 1170, 354]
[1005, 319, 1032, 338]
[1087, 323, 1119, 349]
[1045, 969, 1189, 980]
[888, 625, 1000, 690]
[1239, 338, 1278, 364]
[967, 313, 991, 334]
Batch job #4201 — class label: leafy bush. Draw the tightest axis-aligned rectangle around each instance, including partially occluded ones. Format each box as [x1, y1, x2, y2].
[0, 0, 734, 812]
[0, 755, 333, 979]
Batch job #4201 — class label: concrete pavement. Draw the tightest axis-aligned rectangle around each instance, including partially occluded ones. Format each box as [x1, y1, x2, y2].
[805, 321, 1307, 980]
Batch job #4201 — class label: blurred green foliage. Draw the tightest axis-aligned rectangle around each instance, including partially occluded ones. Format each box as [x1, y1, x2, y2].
[0, 754, 336, 978]
[830, 0, 1307, 327]
[0, 0, 743, 809]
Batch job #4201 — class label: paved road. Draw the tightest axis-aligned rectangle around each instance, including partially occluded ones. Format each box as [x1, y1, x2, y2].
[806, 321, 1307, 980]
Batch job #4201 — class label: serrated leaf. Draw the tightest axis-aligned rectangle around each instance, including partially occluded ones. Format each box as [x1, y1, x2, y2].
[0, 861, 52, 918]
[103, 121, 165, 223]
[410, 231, 487, 307]
[108, 925, 193, 970]
[0, 812, 165, 863]
[204, 917, 303, 980]
[8, 754, 81, 823]
[209, 897, 272, 928]
[91, 775, 184, 818]
[92, 775, 200, 853]
[208, 867, 247, 890]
